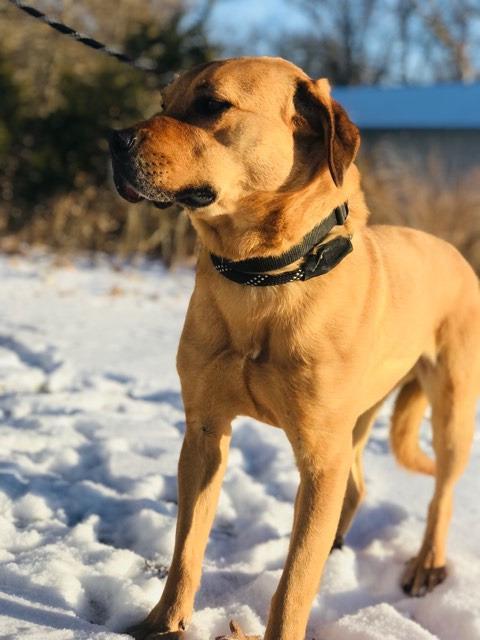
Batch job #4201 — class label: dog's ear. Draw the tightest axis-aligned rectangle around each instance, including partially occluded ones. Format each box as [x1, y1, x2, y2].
[293, 79, 360, 187]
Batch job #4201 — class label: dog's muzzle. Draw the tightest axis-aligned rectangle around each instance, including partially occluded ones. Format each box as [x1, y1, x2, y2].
[108, 128, 218, 209]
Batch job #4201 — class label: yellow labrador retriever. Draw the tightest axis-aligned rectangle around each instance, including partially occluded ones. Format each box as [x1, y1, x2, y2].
[109, 57, 480, 640]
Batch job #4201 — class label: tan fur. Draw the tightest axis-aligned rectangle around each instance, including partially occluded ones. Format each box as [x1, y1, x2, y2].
[116, 57, 480, 640]
[390, 379, 436, 475]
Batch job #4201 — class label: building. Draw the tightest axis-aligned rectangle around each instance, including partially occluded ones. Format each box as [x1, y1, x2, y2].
[332, 83, 480, 181]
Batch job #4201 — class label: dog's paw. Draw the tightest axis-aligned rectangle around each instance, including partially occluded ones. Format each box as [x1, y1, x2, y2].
[401, 557, 447, 597]
[125, 619, 184, 640]
[215, 620, 262, 640]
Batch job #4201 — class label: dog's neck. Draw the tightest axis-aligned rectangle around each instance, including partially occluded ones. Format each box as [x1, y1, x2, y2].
[189, 165, 368, 261]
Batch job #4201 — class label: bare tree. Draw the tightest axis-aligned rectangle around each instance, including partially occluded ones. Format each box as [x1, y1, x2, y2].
[271, 0, 392, 85]
[395, 0, 416, 83]
[245, 0, 480, 85]
[412, 0, 479, 82]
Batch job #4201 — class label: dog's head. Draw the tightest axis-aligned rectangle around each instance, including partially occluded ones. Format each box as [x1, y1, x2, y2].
[109, 57, 360, 253]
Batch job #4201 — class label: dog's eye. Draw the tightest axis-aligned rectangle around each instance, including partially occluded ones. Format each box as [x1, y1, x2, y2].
[193, 96, 232, 117]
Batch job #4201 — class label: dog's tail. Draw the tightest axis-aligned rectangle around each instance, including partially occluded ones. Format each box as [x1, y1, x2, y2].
[390, 379, 436, 476]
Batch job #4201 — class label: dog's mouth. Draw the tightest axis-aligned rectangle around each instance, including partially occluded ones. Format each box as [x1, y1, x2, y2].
[112, 167, 217, 210]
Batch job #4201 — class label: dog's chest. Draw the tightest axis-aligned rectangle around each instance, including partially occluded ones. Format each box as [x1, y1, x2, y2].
[227, 314, 275, 363]
[222, 319, 314, 420]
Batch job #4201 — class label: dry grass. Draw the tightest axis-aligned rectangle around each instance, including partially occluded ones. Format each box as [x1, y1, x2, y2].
[0, 181, 196, 266]
[361, 157, 480, 273]
[1, 159, 480, 273]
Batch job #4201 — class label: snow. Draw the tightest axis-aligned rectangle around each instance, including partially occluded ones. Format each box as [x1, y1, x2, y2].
[0, 253, 479, 639]
[332, 83, 480, 129]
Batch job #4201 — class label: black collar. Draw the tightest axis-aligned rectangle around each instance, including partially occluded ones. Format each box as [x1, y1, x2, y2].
[210, 202, 352, 286]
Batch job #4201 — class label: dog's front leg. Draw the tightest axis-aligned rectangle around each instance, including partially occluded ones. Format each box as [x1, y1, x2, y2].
[128, 418, 232, 639]
[264, 429, 352, 640]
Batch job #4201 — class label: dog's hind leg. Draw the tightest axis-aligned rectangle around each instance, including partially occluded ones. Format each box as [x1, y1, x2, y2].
[401, 391, 476, 595]
[333, 400, 383, 549]
[402, 317, 480, 596]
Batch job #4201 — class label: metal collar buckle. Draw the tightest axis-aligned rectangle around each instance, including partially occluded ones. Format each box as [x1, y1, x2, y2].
[303, 244, 329, 279]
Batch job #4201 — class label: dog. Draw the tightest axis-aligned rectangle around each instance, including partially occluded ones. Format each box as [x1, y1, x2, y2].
[109, 56, 480, 640]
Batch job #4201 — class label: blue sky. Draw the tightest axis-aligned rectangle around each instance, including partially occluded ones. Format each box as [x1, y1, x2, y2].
[207, 0, 309, 52]
[186, 0, 480, 85]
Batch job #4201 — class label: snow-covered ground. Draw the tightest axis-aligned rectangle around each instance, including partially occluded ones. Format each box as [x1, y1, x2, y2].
[0, 254, 479, 640]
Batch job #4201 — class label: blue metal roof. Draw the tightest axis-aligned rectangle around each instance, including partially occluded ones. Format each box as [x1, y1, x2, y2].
[332, 83, 480, 130]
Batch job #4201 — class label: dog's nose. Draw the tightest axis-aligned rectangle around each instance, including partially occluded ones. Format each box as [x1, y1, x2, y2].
[108, 128, 137, 154]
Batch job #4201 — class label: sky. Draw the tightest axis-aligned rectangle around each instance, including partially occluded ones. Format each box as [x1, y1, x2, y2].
[205, 0, 310, 54]
[199, 0, 480, 86]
